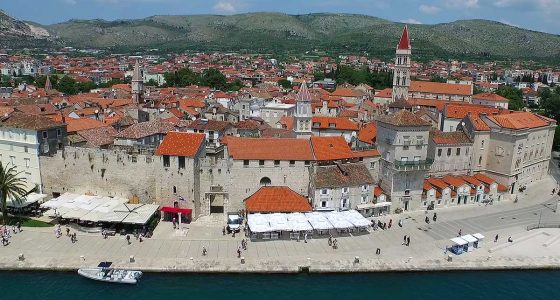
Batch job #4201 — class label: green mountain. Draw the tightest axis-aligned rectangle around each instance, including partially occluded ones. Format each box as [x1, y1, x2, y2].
[3, 11, 560, 62]
[0, 10, 58, 49]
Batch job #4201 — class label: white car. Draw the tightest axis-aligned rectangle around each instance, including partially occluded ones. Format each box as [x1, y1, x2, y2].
[226, 214, 243, 233]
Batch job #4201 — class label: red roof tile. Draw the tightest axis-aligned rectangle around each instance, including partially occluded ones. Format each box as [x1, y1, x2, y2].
[410, 81, 472, 96]
[223, 136, 314, 161]
[397, 25, 411, 50]
[312, 116, 359, 131]
[473, 92, 509, 103]
[487, 112, 551, 130]
[311, 136, 354, 161]
[245, 186, 312, 213]
[155, 132, 206, 157]
[358, 122, 377, 144]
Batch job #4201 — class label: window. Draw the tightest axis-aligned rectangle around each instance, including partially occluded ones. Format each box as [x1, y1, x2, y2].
[42, 131, 48, 139]
[289, 160, 295, 167]
[243, 160, 249, 167]
[481, 140, 485, 149]
[456, 148, 460, 156]
[304, 160, 310, 166]
[178, 156, 185, 169]
[447, 148, 451, 156]
[321, 188, 329, 195]
[24, 158, 30, 168]
[362, 185, 369, 192]
[173, 186, 177, 194]
[260, 177, 271, 186]
[341, 199, 349, 209]
[370, 161, 375, 169]
[274, 160, 280, 167]
[437, 149, 442, 157]
[321, 201, 328, 208]
[478, 156, 482, 166]
[361, 195, 368, 204]
[342, 187, 349, 194]
[57, 129, 61, 137]
[131, 156, 137, 163]
[259, 160, 265, 166]
[24, 146, 28, 153]
[163, 155, 170, 168]
[423, 201, 427, 207]
[437, 200, 442, 205]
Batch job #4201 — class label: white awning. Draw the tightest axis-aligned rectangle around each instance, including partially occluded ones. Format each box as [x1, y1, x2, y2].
[461, 234, 478, 243]
[339, 210, 371, 227]
[373, 202, 391, 208]
[472, 233, 485, 240]
[450, 237, 468, 246]
[121, 204, 160, 225]
[7, 193, 47, 208]
[304, 212, 334, 230]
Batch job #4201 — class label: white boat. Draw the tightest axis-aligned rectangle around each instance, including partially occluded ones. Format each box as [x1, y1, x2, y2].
[78, 262, 142, 284]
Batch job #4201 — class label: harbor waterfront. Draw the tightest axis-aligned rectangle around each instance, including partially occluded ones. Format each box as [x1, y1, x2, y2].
[2, 270, 560, 300]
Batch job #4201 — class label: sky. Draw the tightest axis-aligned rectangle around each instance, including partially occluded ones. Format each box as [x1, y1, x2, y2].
[2, 0, 560, 34]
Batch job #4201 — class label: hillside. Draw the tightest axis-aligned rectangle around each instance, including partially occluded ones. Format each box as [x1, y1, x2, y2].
[0, 10, 57, 49]
[2, 11, 560, 62]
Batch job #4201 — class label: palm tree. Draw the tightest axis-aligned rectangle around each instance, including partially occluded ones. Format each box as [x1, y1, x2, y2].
[0, 162, 36, 225]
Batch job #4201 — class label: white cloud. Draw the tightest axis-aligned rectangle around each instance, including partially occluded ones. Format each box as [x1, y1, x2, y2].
[443, 0, 479, 8]
[419, 4, 440, 14]
[213, 1, 238, 14]
[402, 18, 422, 24]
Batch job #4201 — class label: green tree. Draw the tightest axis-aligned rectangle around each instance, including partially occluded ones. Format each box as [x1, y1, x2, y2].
[496, 86, 525, 110]
[430, 75, 446, 83]
[200, 68, 227, 90]
[0, 163, 36, 225]
[278, 79, 292, 89]
[56, 76, 77, 95]
[146, 79, 159, 87]
[227, 79, 244, 92]
[0, 75, 11, 87]
[313, 72, 326, 81]
[76, 81, 97, 93]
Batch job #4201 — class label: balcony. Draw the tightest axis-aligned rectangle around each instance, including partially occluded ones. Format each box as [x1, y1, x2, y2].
[393, 158, 433, 171]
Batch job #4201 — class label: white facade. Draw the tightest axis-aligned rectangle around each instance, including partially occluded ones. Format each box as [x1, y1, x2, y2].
[0, 127, 42, 191]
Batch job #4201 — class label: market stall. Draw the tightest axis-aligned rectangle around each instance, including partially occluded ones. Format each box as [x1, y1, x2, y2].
[461, 234, 478, 252]
[472, 233, 485, 248]
[304, 212, 334, 235]
[450, 237, 468, 255]
[325, 211, 354, 233]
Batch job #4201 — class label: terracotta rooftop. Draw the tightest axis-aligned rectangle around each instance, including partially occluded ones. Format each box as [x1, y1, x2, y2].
[312, 116, 359, 131]
[311, 136, 354, 161]
[77, 126, 117, 147]
[397, 25, 411, 50]
[0, 112, 64, 130]
[188, 119, 232, 132]
[410, 81, 472, 96]
[244, 186, 312, 213]
[155, 132, 206, 157]
[352, 149, 381, 158]
[445, 103, 500, 120]
[65, 117, 107, 133]
[314, 163, 374, 188]
[357, 122, 377, 145]
[223, 136, 314, 161]
[377, 110, 431, 127]
[473, 92, 509, 103]
[431, 130, 472, 145]
[487, 112, 552, 130]
[388, 99, 412, 109]
[114, 119, 175, 139]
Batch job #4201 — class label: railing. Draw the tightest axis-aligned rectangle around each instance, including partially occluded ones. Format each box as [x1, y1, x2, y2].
[527, 222, 560, 231]
[393, 158, 434, 170]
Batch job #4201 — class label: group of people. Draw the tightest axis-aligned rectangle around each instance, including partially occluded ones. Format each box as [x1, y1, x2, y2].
[1, 223, 20, 246]
[425, 213, 437, 224]
[372, 218, 406, 231]
[64, 226, 77, 243]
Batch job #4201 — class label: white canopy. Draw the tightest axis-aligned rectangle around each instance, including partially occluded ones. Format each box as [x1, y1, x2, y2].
[41, 193, 79, 209]
[121, 204, 160, 225]
[266, 213, 290, 231]
[248, 213, 273, 233]
[325, 211, 354, 229]
[7, 193, 47, 208]
[472, 233, 485, 240]
[80, 197, 129, 222]
[339, 210, 371, 228]
[305, 212, 334, 230]
[461, 234, 478, 243]
[450, 237, 468, 246]
[286, 212, 313, 232]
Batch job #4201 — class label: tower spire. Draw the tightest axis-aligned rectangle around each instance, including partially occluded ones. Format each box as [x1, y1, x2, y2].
[44, 75, 52, 91]
[294, 81, 312, 139]
[392, 25, 412, 102]
[131, 59, 144, 104]
[397, 25, 411, 50]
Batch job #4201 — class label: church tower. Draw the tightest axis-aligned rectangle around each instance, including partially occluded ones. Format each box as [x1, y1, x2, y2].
[392, 25, 411, 102]
[131, 60, 144, 104]
[294, 81, 312, 139]
[44, 75, 52, 91]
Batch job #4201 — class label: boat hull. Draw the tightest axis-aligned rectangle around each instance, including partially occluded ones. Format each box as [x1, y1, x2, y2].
[78, 268, 142, 284]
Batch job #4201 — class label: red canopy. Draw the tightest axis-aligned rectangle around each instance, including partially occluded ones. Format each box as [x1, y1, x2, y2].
[160, 207, 192, 215]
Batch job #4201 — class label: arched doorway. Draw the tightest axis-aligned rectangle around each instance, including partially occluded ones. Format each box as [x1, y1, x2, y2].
[260, 177, 272, 186]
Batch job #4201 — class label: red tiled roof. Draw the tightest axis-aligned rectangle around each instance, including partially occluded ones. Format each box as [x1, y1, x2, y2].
[461, 176, 482, 186]
[375, 88, 392, 98]
[432, 130, 472, 145]
[312, 116, 359, 131]
[331, 88, 359, 98]
[377, 110, 431, 127]
[65, 118, 107, 133]
[487, 112, 551, 130]
[467, 113, 491, 131]
[410, 81, 472, 96]
[352, 149, 380, 158]
[374, 186, 385, 197]
[155, 132, 206, 157]
[445, 103, 500, 120]
[473, 92, 509, 103]
[223, 136, 314, 161]
[279, 116, 294, 130]
[357, 122, 377, 145]
[311, 136, 354, 161]
[245, 186, 312, 213]
[442, 175, 467, 187]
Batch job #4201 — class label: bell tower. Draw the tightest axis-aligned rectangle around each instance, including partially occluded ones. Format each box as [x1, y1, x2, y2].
[392, 25, 411, 102]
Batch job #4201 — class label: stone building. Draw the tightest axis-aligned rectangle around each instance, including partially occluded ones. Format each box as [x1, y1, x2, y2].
[376, 110, 432, 211]
[0, 112, 66, 191]
[392, 26, 411, 102]
[427, 130, 473, 177]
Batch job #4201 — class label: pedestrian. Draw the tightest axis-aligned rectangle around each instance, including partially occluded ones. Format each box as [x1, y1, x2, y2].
[66, 227, 70, 236]
[376, 248, 381, 255]
[232, 231, 236, 238]
[406, 236, 410, 246]
[16, 222, 21, 233]
[328, 235, 333, 246]
[508, 236, 513, 243]
[202, 246, 207, 256]
[388, 219, 392, 229]
[402, 235, 407, 245]
[398, 219, 403, 227]
[433, 213, 437, 222]
[172, 217, 177, 229]
[222, 226, 226, 235]
[333, 239, 338, 249]
[237, 246, 242, 258]
[494, 234, 499, 243]
[425, 216, 430, 224]
[304, 232, 308, 243]
[126, 234, 131, 245]
[458, 229, 462, 237]
[139, 236, 143, 243]
[553, 188, 556, 195]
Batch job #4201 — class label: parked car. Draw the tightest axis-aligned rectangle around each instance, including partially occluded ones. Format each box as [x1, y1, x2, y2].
[226, 213, 243, 233]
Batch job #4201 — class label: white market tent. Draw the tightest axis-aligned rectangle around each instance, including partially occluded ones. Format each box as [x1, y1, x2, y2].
[266, 213, 290, 231]
[41, 193, 79, 210]
[450, 237, 468, 246]
[7, 193, 47, 208]
[325, 211, 354, 230]
[461, 234, 478, 252]
[286, 213, 313, 232]
[121, 204, 160, 225]
[305, 212, 334, 230]
[60, 195, 106, 219]
[247, 213, 273, 233]
[339, 210, 371, 228]
[80, 197, 129, 222]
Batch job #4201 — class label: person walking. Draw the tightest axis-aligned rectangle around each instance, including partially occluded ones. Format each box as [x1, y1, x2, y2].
[425, 216, 430, 224]
[333, 239, 338, 249]
[304, 232, 308, 243]
[494, 234, 499, 243]
[406, 236, 410, 247]
[16, 222, 21, 233]
[202, 246, 207, 256]
[237, 246, 242, 258]
[66, 227, 70, 237]
[433, 213, 437, 222]
[402, 235, 407, 245]
[458, 229, 462, 237]
[388, 219, 392, 229]
[126, 234, 131, 245]
[172, 217, 177, 229]
[328, 235, 333, 246]
[376, 248, 381, 255]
